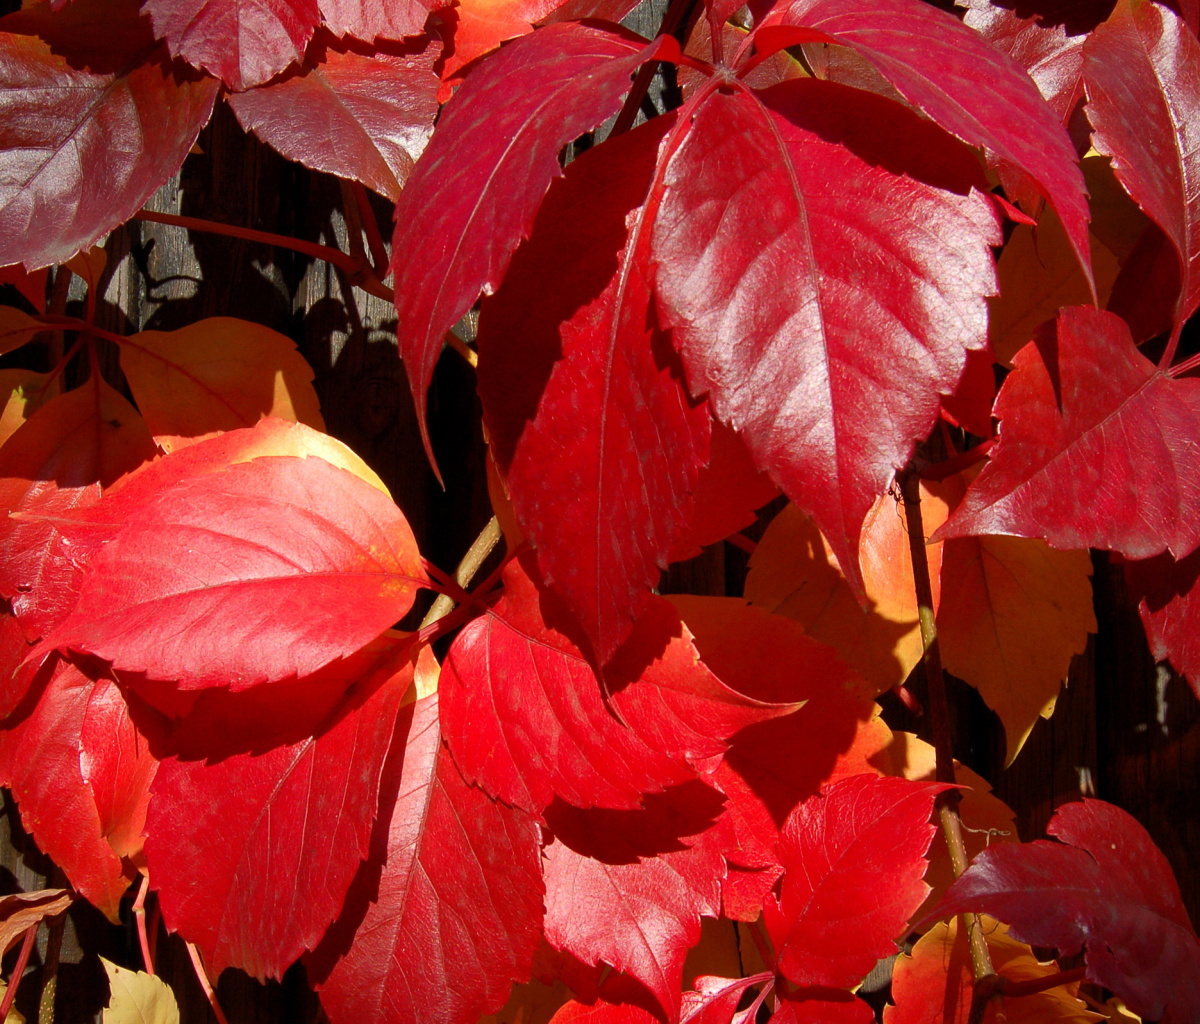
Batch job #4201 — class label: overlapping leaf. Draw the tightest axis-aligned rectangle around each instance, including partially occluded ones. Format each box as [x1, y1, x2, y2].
[142, 0, 318, 90]
[102, 959, 181, 1024]
[932, 798, 1200, 1023]
[441, 559, 791, 815]
[1124, 548, 1200, 697]
[478, 116, 710, 662]
[542, 780, 726, 1021]
[938, 306, 1200, 559]
[0, 381, 157, 643]
[0, 307, 43, 355]
[311, 694, 544, 1024]
[436, 0, 574, 88]
[652, 79, 999, 586]
[885, 917, 1100, 1024]
[0, 659, 133, 921]
[226, 38, 440, 202]
[1085, 0, 1200, 332]
[0, 0, 219, 269]
[145, 650, 413, 980]
[764, 775, 949, 990]
[389, 21, 673, 471]
[318, 0, 435, 41]
[118, 317, 325, 451]
[43, 451, 426, 690]
[756, 0, 1092, 284]
[0, 889, 72, 958]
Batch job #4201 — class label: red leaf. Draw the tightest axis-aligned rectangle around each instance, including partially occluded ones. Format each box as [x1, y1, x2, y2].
[1124, 548, 1200, 698]
[0, 381, 157, 643]
[145, 651, 413, 980]
[931, 798, 1200, 1023]
[435, 0, 577, 87]
[79, 677, 165, 865]
[1085, 0, 1200, 331]
[764, 775, 949, 989]
[769, 991, 873, 1024]
[0, 0, 219, 270]
[652, 79, 999, 586]
[226, 34, 440, 202]
[478, 115, 710, 662]
[757, 0, 1091, 286]
[441, 559, 791, 815]
[683, 974, 773, 1024]
[143, 0, 319, 90]
[542, 781, 726, 1021]
[318, 0, 436, 41]
[389, 21, 672, 474]
[937, 306, 1200, 559]
[0, 609, 39, 719]
[0, 264, 47, 312]
[0, 659, 132, 921]
[42, 453, 427, 690]
[310, 694, 545, 1024]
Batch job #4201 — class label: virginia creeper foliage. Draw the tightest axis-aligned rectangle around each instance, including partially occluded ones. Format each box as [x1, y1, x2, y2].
[1, 0, 1198, 1022]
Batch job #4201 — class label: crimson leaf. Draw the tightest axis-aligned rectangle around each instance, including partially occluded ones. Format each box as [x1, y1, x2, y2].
[931, 798, 1200, 1023]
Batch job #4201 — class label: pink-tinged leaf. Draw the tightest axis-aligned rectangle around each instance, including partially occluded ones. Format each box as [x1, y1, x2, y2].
[0, 659, 131, 921]
[931, 798, 1200, 1024]
[441, 559, 792, 815]
[318, 0, 436, 41]
[1124, 548, 1200, 698]
[1085, 0, 1200, 331]
[683, 974, 773, 1024]
[43, 454, 427, 690]
[542, 781, 726, 1021]
[764, 775, 950, 989]
[0, 0, 219, 270]
[958, 0, 1108, 125]
[142, 0, 319, 90]
[769, 991, 874, 1024]
[145, 656, 412, 981]
[478, 115, 710, 662]
[79, 677, 164, 865]
[653, 79, 998, 589]
[390, 21, 672, 475]
[310, 694, 544, 1024]
[937, 306, 1200, 559]
[0, 381, 156, 643]
[757, 0, 1092, 286]
[226, 34, 439, 202]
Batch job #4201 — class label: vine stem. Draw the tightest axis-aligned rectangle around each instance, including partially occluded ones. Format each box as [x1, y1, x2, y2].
[134, 874, 154, 975]
[420, 516, 503, 630]
[38, 896, 65, 1024]
[0, 924, 38, 1019]
[133, 209, 394, 303]
[185, 942, 229, 1024]
[610, 0, 700, 138]
[898, 468, 995, 993]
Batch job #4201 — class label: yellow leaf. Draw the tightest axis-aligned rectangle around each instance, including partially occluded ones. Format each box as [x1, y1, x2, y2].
[101, 959, 180, 1024]
[0, 982, 24, 1023]
[118, 317, 324, 452]
[745, 482, 954, 697]
[0, 370, 54, 449]
[886, 917, 1102, 1024]
[938, 530, 1096, 764]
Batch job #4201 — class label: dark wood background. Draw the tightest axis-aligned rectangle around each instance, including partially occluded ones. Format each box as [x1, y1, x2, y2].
[2, 3, 1197, 1018]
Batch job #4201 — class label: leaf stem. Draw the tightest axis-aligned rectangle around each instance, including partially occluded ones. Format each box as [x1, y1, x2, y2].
[37, 894, 65, 1024]
[1159, 320, 1183, 369]
[0, 924, 38, 1019]
[920, 440, 993, 481]
[420, 516, 503, 629]
[133, 209, 395, 303]
[444, 331, 478, 368]
[134, 874, 154, 975]
[350, 180, 391, 279]
[898, 467, 995, 989]
[185, 942, 229, 1024]
[610, 0, 701, 137]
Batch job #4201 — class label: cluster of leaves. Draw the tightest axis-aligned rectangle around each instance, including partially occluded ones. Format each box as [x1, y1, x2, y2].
[2, 0, 1200, 1022]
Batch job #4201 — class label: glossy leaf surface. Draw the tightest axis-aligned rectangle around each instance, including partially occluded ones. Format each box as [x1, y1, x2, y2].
[143, 0, 319, 89]
[318, 0, 435, 41]
[939, 307, 1200, 559]
[653, 80, 999, 584]
[312, 695, 544, 1024]
[0, 0, 219, 269]
[933, 798, 1200, 1023]
[45, 453, 426, 689]
[226, 40, 440, 202]
[390, 21, 669, 471]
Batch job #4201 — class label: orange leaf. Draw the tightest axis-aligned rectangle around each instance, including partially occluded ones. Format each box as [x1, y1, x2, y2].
[885, 917, 1101, 1024]
[0, 369, 54, 450]
[118, 317, 324, 452]
[0, 889, 72, 958]
[0, 305, 43, 356]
